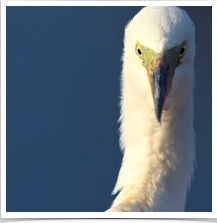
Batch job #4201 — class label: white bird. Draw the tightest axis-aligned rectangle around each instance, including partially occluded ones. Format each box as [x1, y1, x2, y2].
[106, 6, 196, 212]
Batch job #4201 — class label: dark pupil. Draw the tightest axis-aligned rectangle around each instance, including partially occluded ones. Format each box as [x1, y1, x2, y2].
[180, 47, 185, 55]
[138, 49, 142, 55]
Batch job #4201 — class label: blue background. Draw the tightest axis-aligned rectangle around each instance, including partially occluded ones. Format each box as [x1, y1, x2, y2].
[6, 6, 212, 212]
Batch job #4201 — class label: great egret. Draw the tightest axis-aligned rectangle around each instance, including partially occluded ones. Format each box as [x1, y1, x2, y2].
[106, 6, 195, 212]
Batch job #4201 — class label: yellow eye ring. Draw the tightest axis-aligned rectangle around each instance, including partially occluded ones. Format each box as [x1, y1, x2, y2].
[179, 44, 187, 57]
[135, 45, 143, 58]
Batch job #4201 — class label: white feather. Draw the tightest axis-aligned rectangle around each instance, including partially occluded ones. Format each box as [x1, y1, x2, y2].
[106, 6, 196, 212]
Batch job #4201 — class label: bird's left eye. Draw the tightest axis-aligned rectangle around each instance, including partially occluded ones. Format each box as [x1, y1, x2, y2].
[179, 44, 187, 58]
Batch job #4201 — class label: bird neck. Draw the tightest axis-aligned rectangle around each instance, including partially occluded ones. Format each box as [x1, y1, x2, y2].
[111, 77, 195, 212]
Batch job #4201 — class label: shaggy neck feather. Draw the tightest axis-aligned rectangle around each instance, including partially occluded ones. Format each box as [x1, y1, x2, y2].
[110, 75, 195, 212]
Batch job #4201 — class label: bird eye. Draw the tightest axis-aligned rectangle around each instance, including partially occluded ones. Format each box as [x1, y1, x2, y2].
[138, 49, 142, 55]
[179, 44, 187, 57]
[135, 45, 142, 58]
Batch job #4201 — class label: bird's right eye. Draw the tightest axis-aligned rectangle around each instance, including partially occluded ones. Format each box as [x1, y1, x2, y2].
[135, 45, 142, 58]
[137, 49, 142, 55]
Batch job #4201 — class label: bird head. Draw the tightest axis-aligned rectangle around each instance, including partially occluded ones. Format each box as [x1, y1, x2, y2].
[122, 6, 195, 122]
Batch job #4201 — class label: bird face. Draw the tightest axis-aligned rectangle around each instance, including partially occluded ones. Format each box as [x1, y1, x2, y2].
[135, 41, 187, 122]
[122, 7, 195, 123]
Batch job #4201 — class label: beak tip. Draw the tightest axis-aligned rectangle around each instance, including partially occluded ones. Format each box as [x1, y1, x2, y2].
[157, 116, 161, 123]
[155, 107, 162, 123]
